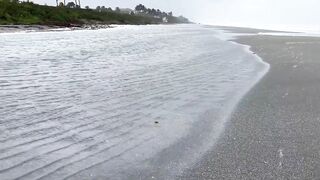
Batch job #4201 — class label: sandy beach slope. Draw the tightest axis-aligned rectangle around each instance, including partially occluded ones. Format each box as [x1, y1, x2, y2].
[182, 29, 320, 179]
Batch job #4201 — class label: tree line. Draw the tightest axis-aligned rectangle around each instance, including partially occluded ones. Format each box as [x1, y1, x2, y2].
[88, 4, 189, 23]
[0, 0, 189, 25]
[56, 0, 81, 8]
[135, 4, 173, 17]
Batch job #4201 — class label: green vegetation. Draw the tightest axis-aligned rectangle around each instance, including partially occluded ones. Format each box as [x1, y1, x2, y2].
[0, 0, 189, 26]
[134, 4, 189, 24]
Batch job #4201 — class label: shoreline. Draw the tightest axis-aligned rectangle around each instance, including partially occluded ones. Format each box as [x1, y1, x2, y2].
[3, 24, 319, 179]
[0, 24, 262, 180]
[0, 24, 115, 33]
[0, 23, 190, 34]
[182, 28, 320, 179]
[114, 26, 271, 180]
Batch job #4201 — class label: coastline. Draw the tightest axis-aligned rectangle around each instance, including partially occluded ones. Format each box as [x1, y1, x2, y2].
[182, 29, 320, 179]
[0, 24, 114, 33]
[0, 24, 265, 180]
[112, 26, 270, 180]
[0, 23, 191, 34]
[3, 24, 320, 179]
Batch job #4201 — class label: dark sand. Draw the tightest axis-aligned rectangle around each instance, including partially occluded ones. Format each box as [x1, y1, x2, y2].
[181, 32, 320, 179]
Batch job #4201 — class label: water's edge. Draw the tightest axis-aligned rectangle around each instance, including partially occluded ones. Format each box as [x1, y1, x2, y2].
[119, 28, 271, 180]
[0, 25, 270, 180]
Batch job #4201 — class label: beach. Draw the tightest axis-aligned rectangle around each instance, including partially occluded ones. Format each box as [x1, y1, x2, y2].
[2, 24, 320, 179]
[182, 29, 320, 179]
[0, 25, 269, 180]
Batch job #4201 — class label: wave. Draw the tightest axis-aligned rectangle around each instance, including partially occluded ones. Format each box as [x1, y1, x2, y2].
[0, 24, 269, 180]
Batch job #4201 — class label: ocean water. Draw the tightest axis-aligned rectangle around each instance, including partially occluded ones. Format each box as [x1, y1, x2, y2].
[0, 25, 269, 180]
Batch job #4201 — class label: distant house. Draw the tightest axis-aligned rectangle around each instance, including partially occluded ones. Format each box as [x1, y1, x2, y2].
[134, 11, 145, 16]
[162, 17, 168, 23]
[119, 8, 134, 14]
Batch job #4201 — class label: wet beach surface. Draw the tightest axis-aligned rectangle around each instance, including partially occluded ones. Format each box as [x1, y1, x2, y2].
[0, 25, 268, 179]
[182, 32, 320, 179]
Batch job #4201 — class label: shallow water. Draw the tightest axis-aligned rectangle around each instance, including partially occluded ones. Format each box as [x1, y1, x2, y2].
[0, 25, 268, 179]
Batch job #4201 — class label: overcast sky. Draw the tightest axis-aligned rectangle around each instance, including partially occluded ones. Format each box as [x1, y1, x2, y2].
[30, 0, 320, 32]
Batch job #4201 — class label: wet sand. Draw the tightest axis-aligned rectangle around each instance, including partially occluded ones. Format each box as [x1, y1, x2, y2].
[182, 31, 320, 179]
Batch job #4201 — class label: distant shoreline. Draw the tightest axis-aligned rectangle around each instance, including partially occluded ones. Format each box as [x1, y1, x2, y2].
[0, 1, 190, 33]
[0, 23, 194, 34]
[0, 24, 115, 34]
